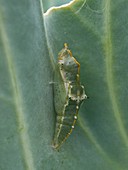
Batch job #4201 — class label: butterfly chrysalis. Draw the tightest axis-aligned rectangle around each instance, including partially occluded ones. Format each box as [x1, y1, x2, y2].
[53, 43, 87, 149]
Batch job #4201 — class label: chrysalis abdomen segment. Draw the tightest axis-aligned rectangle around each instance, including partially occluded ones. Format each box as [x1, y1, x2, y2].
[53, 99, 79, 149]
[53, 83, 86, 149]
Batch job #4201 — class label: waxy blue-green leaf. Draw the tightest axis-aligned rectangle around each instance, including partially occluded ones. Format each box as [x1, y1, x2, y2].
[0, 0, 128, 169]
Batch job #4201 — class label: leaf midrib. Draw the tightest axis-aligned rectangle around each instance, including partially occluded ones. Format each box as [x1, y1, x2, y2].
[104, 0, 128, 147]
[0, 11, 35, 170]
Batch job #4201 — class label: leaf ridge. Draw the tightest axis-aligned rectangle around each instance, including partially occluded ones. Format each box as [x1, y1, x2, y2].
[103, 0, 128, 147]
[79, 116, 121, 169]
[0, 13, 35, 170]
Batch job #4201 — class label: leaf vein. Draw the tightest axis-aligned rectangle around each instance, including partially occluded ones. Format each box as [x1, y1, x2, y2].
[104, 0, 128, 147]
[0, 13, 35, 170]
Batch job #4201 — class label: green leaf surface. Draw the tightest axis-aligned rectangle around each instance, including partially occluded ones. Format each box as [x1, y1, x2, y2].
[0, 0, 128, 170]
[42, 0, 71, 13]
